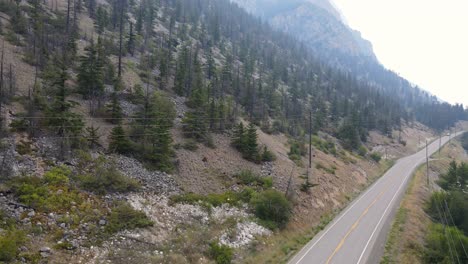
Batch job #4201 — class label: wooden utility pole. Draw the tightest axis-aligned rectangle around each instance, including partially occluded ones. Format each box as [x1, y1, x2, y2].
[439, 134, 442, 157]
[308, 110, 312, 186]
[426, 139, 429, 185]
[285, 166, 294, 198]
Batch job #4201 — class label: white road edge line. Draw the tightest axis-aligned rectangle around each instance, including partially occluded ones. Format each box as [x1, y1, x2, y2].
[355, 136, 455, 264]
[291, 166, 395, 264]
[355, 163, 413, 264]
[291, 132, 465, 264]
[357, 133, 463, 264]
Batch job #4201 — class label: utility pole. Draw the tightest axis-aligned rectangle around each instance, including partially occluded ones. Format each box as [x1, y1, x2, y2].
[285, 166, 294, 198]
[426, 139, 429, 185]
[439, 134, 442, 157]
[307, 110, 312, 187]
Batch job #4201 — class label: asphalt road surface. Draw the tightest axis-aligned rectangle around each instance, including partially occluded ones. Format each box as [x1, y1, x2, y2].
[288, 131, 465, 264]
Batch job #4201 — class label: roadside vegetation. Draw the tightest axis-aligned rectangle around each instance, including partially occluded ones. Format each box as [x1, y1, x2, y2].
[424, 161, 468, 263]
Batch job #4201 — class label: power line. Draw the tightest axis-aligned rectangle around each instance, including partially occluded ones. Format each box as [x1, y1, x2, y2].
[444, 199, 468, 259]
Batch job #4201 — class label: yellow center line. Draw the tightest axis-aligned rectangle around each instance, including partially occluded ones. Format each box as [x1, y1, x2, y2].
[325, 189, 387, 264]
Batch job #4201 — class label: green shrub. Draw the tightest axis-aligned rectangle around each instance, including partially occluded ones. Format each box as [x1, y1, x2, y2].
[357, 145, 368, 157]
[170, 189, 256, 208]
[369, 152, 382, 163]
[209, 242, 233, 264]
[462, 132, 468, 152]
[261, 177, 273, 188]
[424, 223, 468, 264]
[288, 140, 307, 158]
[44, 166, 70, 185]
[0, 229, 26, 262]
[106, 202, 153, 234]
[10, 174, 82, 212]
[250, 190, 291, 229]
[311, 136, 337, 155]
[235, 170, 273, 188]
[261, 146, 276, 162]
[78, 166, 139, 195]
[9, 116, 29, 132]
[16, 140, 32, 155]
[236, 170, 259, 185]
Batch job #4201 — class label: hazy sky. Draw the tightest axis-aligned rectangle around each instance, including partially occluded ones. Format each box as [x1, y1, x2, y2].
[332, 0, 468, 107]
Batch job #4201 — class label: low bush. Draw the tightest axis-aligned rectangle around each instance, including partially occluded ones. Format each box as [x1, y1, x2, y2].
[369, 152, 382, 163]
[462, 132, 468, 152]
[9, 167, 83, 212]
[312, 136, 337, 155]
[106, 202, 153, 234]
[236, 170, 273, 188]
[170, 188, 256, 209]
[250, 190, 292, 229]
[78, 166, 140, 195]
[260, 146, 276, 162]
[0, 229, 26, 262]
[357, 145, 368, 157]
[209, 242, 233, 264]
[236, 170, 259, 185]
[423, 223, 468, 264]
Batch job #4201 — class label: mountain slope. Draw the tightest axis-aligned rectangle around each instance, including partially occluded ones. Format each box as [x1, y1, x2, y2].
[0, 0, 466, 263]
[231, 0, 376, 61]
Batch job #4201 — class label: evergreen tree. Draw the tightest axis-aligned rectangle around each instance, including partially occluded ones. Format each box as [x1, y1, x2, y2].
[45, 63, 84, 137]
[108, 125, 132, 154]
[107, 92, 123, 124]
[85, 125, 100, 149]
[183, 87, 209, 142]
[77, 40, 104, 102]
[127, 22, 135, 56]
[244, 123, 259, 161]
[95, 5, 109, 34]
[231, 122, 245, 151]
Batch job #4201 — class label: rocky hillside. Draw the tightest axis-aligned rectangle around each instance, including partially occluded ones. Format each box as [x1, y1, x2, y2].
[0, 0, 465, 263]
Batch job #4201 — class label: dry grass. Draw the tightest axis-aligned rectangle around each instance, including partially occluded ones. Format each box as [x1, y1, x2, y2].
[0, 35, 37, 95]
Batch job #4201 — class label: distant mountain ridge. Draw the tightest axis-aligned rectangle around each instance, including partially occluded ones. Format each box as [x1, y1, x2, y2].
[230, 0, 377, 62]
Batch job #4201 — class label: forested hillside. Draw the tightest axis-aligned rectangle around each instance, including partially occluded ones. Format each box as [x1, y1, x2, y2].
[0, 0, 466, 262]
[0, 0, 466, 152]
[231, 0, 468, 132]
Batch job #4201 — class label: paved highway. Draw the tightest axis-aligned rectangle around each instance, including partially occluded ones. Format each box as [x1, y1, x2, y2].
[288, 131, 465, 264]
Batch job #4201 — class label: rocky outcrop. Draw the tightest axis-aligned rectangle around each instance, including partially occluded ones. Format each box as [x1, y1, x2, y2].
[113, 155, 180, 194]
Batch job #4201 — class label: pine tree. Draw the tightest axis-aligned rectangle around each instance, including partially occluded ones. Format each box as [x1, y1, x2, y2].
[45, 63, 84, 137]
[95, 5, 109, 34]
[85, 125, 100, 149]
[183, 86, 209, 142]
[107, 92, 123, 124]
[87, 0, 96, 18]
[77, 40, 104, 101]
[127, 22, 135, 56]
[133, 91, 175, 171]
[108, 125, 132, 154]
[174, 45, 189, 96]
[244, 123, 259, 161]
[231, 123, 245, 151]
[182, 111, 208, 142]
